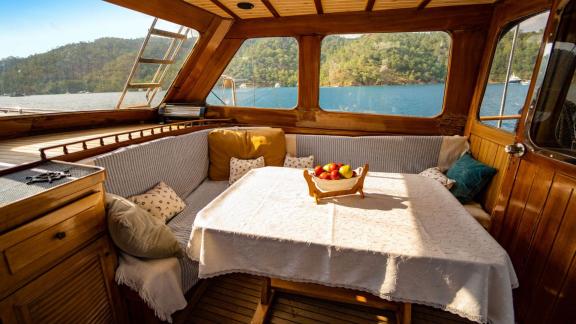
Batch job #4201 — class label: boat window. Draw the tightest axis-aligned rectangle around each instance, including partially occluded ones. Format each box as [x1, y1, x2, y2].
[529, 2, 576, 161]
[318, 32, 451, 116]
[478, 12, 549, 132]
[206, 37, 298, 109]
[0, 1, 199, 116]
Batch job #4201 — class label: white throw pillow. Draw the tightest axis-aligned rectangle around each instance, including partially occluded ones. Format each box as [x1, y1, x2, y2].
[128, 181, 186, 223]
[283, 154, 314, 169]
[419, 167, 456, 189]
[229, 156, 265, 184]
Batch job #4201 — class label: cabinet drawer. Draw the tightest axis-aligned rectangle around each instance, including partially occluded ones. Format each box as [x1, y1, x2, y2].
[2, 193, 105, 275]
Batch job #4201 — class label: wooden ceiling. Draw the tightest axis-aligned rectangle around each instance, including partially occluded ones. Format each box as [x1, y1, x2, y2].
[183, 0, 498, 19]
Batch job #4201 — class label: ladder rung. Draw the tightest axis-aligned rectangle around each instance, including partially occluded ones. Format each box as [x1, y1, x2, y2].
[138, 58, 174, 64]
[127, 83, 161, 89]
[150, 28, 187, 40]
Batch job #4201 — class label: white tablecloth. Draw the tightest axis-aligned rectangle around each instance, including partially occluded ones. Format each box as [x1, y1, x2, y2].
[187, 167, 517, 324]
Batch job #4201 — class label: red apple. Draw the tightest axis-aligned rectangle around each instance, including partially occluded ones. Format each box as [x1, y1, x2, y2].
[319, 172, 331, 180]
[330, 170, 341, 180]
[336, 162, 343, 169]
[329, 163, 339, 172]
[314, 165, 324, 176]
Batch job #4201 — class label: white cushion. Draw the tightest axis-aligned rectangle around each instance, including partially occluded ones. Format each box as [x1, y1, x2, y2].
[463, 202, 492, 230]
[229, 156, 265, 184]
[419, 167, 456, 189]
[438, 135, 470, 171]
[283, 154, 314, 169]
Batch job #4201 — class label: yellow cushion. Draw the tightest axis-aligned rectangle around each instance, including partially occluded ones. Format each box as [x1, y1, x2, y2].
[208, 128, 286, 180]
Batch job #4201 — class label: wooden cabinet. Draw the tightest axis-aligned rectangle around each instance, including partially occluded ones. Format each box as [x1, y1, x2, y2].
[0, 161, 124, 324]
[0, 238, 121, 324]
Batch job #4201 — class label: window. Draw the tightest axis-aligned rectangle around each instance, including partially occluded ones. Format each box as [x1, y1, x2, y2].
[529, 2, 576, 161]
[206, 37, 298, 109]
[478, 12, 549, 132]
[319, 32, 451, 116]
[0, 1, 198, 116]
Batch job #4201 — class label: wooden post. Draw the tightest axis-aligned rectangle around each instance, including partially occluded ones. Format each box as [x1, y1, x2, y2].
[251, 277, 273, 324]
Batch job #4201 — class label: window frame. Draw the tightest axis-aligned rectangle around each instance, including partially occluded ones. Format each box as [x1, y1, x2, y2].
[316, 31, 453, 118]
[205, 36, 300, 111]
[524, 4, 576, 164]
[476, 11, 550, 132]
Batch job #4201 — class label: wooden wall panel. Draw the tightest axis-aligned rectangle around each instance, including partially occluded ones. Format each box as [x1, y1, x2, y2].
[494, 158, 576, 324]
[468, 131, 511, 212]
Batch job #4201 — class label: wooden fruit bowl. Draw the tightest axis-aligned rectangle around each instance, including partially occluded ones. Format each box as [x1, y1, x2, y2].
[303, 164, 369, 204]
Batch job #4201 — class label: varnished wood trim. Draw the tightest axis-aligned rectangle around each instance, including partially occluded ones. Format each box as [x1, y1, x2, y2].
[225, 5, 494, 38]
[104, 0, 220, 31]
[261, 0, 281, 17]
[209, 0, 241, 20]
[0, 109, 156, 140]
[365, 0, 376, 12]
[297, 36, 321, 109]
[168, 18, 236, 101]
[314, 0, 324, 14]
[418, 0, 433, 10]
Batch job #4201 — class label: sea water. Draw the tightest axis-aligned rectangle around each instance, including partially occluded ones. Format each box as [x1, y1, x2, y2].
[0, 83, 528, 132]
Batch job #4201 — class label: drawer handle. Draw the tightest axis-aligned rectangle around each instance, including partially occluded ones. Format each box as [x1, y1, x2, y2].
[54, 232, 67, 240]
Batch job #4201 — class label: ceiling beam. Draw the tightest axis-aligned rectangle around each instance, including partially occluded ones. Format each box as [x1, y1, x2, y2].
[365, 0, 376, 12]
[104, 0, 219, 31]
[226, 4, 494, 38]
[261, 0, 281, 17]
[314, 0, 324, 14]
[418, 0, 433, 10]
[209, 0, 241, 20]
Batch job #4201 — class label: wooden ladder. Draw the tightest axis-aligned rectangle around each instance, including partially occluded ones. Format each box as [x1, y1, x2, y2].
[116, 18, 190, 109]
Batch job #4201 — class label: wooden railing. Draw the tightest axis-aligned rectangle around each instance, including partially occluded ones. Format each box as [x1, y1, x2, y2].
[479, 114, 521, 121]
[39, 119, 233, 162]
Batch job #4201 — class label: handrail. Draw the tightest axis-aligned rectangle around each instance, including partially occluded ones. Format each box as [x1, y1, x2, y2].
[479, 114, 521, 121]
[39, 119, 232, 160]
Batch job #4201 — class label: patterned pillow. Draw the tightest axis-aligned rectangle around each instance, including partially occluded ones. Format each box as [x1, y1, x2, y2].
[229, 156, 265, 184]
[419, 167, 456, 189]
[283, 154, 314, 169]
[128, 181, 186, 223]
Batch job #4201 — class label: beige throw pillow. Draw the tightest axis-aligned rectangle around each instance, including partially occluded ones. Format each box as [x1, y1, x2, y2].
[105, 194, 183, 259]
[283, 154, 314, 169]
[229, 156, 265, 184]
[128, 182, 186, 223]
[419, 167, 456, 189]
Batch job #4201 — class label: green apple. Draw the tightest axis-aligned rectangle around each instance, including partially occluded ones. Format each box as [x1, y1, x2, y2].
[339, 164, 353, 178]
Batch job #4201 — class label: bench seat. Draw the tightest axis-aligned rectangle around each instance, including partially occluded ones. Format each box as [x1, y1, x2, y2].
[167, 179, 229, 292]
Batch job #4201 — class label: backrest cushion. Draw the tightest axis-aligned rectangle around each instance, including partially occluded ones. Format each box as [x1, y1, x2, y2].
[106, 194, 183, 259]
[208, 128, 286, 180]
[295, 135, 444, 173]
[94, 129, 210, 198]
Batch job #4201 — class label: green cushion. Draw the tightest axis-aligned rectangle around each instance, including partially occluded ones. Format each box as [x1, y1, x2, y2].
[105, 194, 183, 259]
[446, 153, 497, 204]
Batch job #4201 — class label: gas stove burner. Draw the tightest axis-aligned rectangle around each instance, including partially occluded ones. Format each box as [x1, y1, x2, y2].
[26, 170, 71, 185]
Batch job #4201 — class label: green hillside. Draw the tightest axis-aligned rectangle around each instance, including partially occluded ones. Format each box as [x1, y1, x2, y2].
[0, 30, 543, 95]
[0, 37, 196, 95]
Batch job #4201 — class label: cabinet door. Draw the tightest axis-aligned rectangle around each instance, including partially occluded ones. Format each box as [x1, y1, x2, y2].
[5, 237, 122, 324]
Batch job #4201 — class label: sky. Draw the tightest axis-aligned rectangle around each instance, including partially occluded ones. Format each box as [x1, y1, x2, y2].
[0, 0, 158, 60]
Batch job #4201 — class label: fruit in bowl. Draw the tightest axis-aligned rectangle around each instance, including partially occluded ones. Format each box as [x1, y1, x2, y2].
[311, 162, 361, 191]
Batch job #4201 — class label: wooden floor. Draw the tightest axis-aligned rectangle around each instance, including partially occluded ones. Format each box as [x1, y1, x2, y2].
[0, 123, 157, 169]
[180, 274, 474, 324]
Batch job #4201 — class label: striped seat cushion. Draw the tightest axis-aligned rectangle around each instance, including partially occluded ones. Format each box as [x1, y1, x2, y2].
[94, 129, 211, 198]
[167, 179, 229, 292]
[296, 135, 444, 174]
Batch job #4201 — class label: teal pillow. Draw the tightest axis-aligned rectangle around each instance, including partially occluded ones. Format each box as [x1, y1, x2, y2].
[446, 153, 497, 204]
